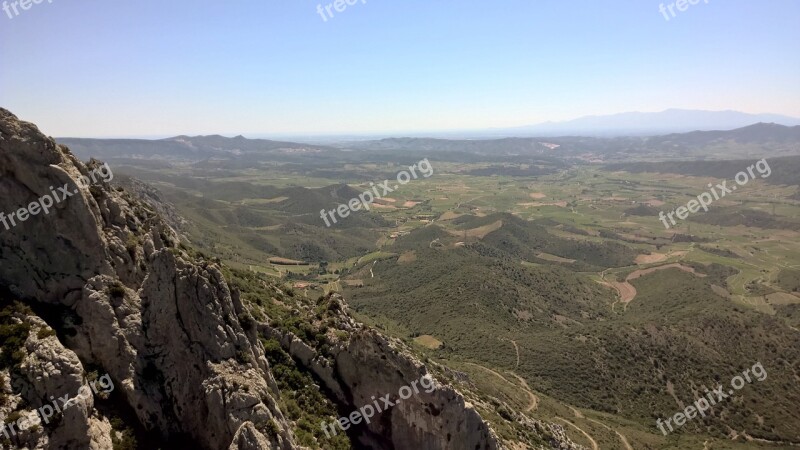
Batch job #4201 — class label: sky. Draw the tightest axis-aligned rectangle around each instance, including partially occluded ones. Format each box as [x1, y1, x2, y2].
[1, 0, 799, 137]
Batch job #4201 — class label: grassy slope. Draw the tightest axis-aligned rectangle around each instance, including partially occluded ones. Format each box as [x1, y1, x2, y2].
[347, 246, 800, 445]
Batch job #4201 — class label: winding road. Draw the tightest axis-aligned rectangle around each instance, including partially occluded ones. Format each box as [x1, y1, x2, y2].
[463, 362, 538, 412]
[555, 417, 599, 450]
[584, 417, 634, 450]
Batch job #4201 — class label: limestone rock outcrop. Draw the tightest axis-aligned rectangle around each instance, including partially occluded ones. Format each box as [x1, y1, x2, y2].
[1, 312, 113, 450]
[0, 108, 295, 449]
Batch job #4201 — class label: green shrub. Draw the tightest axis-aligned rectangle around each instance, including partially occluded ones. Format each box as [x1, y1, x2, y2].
[124, 233, 138, 259]
[237, 312, 255, 330]
[37, 328, 57, 339]
[264, 419, 280, 438]
[0, 303, 32, 370]
[4, 411, 22, 424]
[108, 282, 126, 300]
[261, 336, 352, 448]
[235, 350, 251, 364]
[109, 416, 137, 450]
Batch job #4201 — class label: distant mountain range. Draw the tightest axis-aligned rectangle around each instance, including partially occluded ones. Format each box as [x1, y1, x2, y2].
[59, 122, 800, 164]
[57, 134, 333, 160]
[489, 109, 800, 137]
[344, 122, 800, 161]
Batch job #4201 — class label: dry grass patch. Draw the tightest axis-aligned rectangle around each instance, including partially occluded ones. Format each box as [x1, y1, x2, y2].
[599, 280, 637, 304]
[766, 292, 800, 305]
[711, 285, 732, 298]
[517, 201, 568, 208]
[513, 309, 534, 321]
[627, 263, 705, 281]
[269, 257, 308, 266]
[398, 251, 417, 264]
[439, 211, 463, 221]
[635, 253, 668, 264]
[370, 203, 397, 210]
[536, 252, 576, 264]
[462, 220, 504, 239]
[414, 335, 443, 349]
[635, 251, 688, 264]
[242, 196, 289, 205]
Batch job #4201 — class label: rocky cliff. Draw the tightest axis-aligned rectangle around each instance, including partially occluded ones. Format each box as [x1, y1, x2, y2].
[0, 108, 294, 449]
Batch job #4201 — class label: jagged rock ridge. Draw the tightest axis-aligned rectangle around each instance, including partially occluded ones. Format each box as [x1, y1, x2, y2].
[0, 108, 293, 449]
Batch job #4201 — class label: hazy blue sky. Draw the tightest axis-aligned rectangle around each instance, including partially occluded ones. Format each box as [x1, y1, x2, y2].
[1, 0, 798, 137]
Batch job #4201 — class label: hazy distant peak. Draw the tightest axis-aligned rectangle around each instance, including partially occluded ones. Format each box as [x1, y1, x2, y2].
[501, 109, 800, 137]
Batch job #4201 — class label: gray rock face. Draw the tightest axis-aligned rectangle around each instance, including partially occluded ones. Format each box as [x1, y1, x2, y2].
[113, 174, 190, 240]
[334, 331, 501, 450]
[0, 112, 114, 305]
[0, 108, 295, 449]
[265, 295, 503, 450]
[2, 313, 113, 450]
[228, 422, 278, 450]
